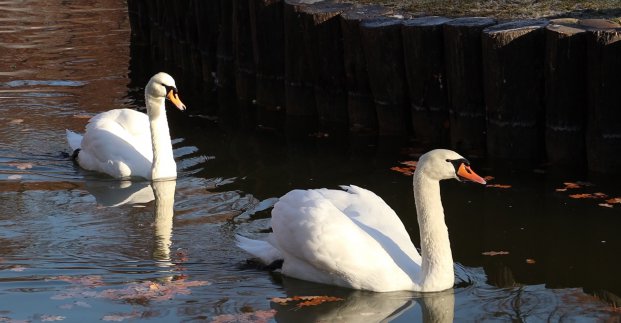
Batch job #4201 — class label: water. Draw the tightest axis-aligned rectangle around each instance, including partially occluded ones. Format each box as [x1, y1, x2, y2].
[1, 1, 620, 322]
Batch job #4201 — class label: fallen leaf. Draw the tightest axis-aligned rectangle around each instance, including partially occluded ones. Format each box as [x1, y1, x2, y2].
[569, 193, 608, 199]
[599, 203, 614, 208]
[9, 119, 24, 125]
[526, 258, 536, 264]
[400, 160, 418, 167]
[606, 197, 621, 204]
[483, 175, 495, 181]
[6, 162, 33, 170]
[486, 184, 511, 189]
[481, 251, 510, 256]
[271, 295, 344, 308]
[390, 166, 414, 176]
[211, 309, 276, 323]
[102, 312, 141, 322]
[41, 315, 65, 322]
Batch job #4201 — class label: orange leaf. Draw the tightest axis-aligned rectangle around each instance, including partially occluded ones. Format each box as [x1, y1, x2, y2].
[296, 296, 344, 308]
[483, 175, 495, 181]
[526, 258, 536, 264]
[400, 160, 418, 167]
[486, 184, 511, 189]
[563, 182, 581, 189]
[481, 251, 509, 256]
[606, 197, 621, 204]
[569, 193, 608, 199]
[390, 166, 414, 176]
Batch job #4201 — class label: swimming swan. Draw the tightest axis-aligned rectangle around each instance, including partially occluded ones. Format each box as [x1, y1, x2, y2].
[237, 149, 486, 292]
[66, 72, 186, 180]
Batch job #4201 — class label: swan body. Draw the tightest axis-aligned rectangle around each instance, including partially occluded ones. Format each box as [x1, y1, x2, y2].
[67, 72, 186, 180]
[237, 149, 486, 292]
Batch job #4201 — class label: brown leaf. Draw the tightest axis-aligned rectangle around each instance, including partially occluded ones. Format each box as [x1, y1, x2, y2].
[271, 295, 344, 308]
[569, 193, 608, 199]
[400, 160, 418, 167]
[525, 258, 536, 264]
[483, 175, 495, 181]
[606, 197, 621, 204]
[486, 184, 511, 189]
[390, 166, 414, 176]
[563, 182, 581, 189]
[481, 251, 510, 256]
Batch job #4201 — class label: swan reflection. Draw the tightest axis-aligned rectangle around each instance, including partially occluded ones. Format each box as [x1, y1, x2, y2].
[273, 277, 455, 322]
[84, 179, 176, 263]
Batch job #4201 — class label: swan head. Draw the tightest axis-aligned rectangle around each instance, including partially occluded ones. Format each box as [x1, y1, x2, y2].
[416, 149, 486, 184]
[145, 72, 186, 111]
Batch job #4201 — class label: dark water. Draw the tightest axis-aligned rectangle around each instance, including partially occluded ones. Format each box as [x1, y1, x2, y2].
[1, 1, 621, 322]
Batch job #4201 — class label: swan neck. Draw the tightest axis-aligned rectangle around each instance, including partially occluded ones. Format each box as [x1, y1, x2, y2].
[413, 172, 454, 291]
[146, 95, 176, 180]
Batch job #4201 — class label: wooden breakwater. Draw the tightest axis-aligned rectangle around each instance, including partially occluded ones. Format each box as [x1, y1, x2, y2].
[126, 0, 621, 174]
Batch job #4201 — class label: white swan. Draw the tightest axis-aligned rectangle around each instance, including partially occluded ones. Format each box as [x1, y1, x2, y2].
[237, 149, 486, 292]
[66, 72, 186, 180]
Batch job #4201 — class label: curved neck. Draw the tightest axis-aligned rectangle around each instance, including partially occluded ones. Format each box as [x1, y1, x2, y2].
[146, 95, 176, 180]
[413, 171, 454, 291]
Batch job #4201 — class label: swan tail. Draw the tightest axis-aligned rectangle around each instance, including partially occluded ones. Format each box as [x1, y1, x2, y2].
[66, 129, 83, 152]
[236, 235, 282, 265]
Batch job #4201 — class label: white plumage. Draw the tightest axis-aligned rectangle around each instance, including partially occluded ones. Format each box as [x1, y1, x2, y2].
[67, 72, 186, 180]
[237, 149, 487, 292]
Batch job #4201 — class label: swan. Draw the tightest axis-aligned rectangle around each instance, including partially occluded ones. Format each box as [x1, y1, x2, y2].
[66, 72, 186, 180]
[237, 149, 486, 292]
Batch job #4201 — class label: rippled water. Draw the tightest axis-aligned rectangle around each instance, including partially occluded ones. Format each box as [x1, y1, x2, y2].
[1, 1, 620, 322]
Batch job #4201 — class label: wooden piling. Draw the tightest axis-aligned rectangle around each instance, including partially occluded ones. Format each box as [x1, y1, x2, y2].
[300, 2, 353, 133]
[233, 0, 256, 104]
[361, 17, 409, 136]
[443, 17, 496, 155]
[482, 20, 548, 161]
[340, 5, 391, 134]
[544, 19, 588, 169]
[283, 0, 316, 124]
[585, 21, 621, 174]
[402, 16, 453, 148]
[249, 0, 286, 117]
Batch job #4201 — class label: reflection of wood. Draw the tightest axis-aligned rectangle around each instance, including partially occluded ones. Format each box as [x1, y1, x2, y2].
[482, 20, 548, 161]
[249, 0, 286, 126]
[444, 18, 496, 155]
[217, 0, 235, 91]
[234, 0, 256, 104]
[361, 17, 408, 136]
[544, 19, 588, 169]
[403, 16, 452, 148]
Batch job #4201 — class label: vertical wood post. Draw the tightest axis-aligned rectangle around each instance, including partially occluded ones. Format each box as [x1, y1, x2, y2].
[482, 20, 548, 161]
[403, 16, 453, 148]
[444, 17, 496, 155]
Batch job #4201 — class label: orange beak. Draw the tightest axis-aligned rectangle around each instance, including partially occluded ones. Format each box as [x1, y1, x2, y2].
[456, 163, 487, 184]
[166, 89, 186, 111]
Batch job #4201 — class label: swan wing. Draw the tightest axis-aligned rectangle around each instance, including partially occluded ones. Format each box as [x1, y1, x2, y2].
[270, 188, 420, 292]
[77, 109, 153, 178]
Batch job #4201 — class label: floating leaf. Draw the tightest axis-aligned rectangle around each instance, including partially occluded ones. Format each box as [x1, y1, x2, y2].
[41, 315, 65, 322]
[569, 193, 608, 199]
[390, 166, 414, 176]
[526, 258, 536, 264]
[6, 162, 33, 170]
[401, 160, 418, 167]
[599, 203, 614, 208]
[211, 309, 276, 323]
[606, 197, 621, 205]
[486, 184, 511, 189]
[481, 251, 510, 256]
[9, 119, 24, 125]
[102, 312, 141, 322]
[483, 175, 495, 181]
[271, 295, 344, 308]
